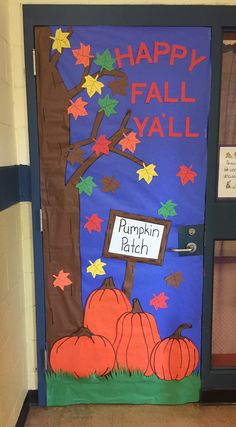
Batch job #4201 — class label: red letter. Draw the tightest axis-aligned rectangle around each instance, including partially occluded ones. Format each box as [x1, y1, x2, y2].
[181, 81, 196, 103]
[154, 42, 170, 63]
[136, 42, 153, 64]
[114, 45, 135, 68]
[168, 117, 183, 138]
[170, 44, 187, 65]
[133, 116, 149, 137]
[131, 83, 147, 104]
[189, 49, 206, 72]
[185, 116, 199, 138]
[146, 83, 163, 104]
[147, 117, 164, 137]
[164, 81, 178, 103]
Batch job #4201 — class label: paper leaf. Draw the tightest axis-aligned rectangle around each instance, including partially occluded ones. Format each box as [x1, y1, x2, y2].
[150, 292, 169, 311]
[108, 77, 129, 96]
[82, 75, 104, 98]
[101, 176, 120, 193]
[52, 270, 72, 291]
[67, 97, 88, 119]
[98, 94, 118, 117]
[50, 28, 71, 53]
[176, 165, 197, 185]
[119, 132, 141, 154]
[76, 176, 97, 196]
[94, 48, 116, 71]
[136, 163, 158, 184]
[72, 43, 94, 67]
[165, 272, 184, 289]
[84, 213, 104, 233]
[92, 135, 112, 156]
[87, 258, 106, 278]
[67, 145, 85, 166]
[158, 200, 177, 219]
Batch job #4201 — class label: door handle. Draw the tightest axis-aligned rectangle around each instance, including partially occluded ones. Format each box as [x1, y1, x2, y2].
[170, 242, 197, 253]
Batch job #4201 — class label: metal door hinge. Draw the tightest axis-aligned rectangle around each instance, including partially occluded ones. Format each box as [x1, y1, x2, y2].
[32, 49, 36, 76]
[44, 348, 48, 371]
[40, 208, 43, 232]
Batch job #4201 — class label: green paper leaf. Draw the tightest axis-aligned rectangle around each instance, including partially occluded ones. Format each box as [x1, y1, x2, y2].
[94, 48, 116, 71]
[98, 94, 118, 117]
[76, 176, 97, 196]
[158, 200, 177, 219]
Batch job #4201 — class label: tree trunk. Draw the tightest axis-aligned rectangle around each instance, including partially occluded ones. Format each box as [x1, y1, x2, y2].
[35, 27, 83, 352]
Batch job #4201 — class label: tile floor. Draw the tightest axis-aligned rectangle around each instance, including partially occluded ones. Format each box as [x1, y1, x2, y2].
[25, 404, 236, 427]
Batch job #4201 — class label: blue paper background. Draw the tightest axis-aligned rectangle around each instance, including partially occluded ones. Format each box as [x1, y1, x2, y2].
[53, 26, 211, 355]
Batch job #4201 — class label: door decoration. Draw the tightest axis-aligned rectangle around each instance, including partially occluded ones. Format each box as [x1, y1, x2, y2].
[35, 25, 211, 405]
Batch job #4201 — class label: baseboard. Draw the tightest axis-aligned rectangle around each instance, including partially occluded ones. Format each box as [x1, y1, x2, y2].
[15, 390, 38, 427]
[201, 389, 236, 404]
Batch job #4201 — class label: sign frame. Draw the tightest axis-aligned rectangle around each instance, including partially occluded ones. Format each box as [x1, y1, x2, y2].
[103, 209, 171, 266]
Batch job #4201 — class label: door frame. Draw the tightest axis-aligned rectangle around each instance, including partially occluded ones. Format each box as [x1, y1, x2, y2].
[23, 4, 236, 406]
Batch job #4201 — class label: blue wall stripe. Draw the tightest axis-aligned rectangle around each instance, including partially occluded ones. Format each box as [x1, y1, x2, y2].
[0, 165, 31, 211]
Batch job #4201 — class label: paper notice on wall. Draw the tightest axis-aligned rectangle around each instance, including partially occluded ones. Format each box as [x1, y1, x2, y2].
[218, 147, 236, 199]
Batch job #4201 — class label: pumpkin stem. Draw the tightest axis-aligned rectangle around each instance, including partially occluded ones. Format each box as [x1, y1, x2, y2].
[132, 298, 143, 314]
[76, 327, 93, 338]
[100, 276, 115, 290]
[170, 323, 192, 339]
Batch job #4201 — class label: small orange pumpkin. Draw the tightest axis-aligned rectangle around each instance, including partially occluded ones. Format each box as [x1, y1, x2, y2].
[150, 323, 199, 381]
[114, 298, 160, 376]
[84, 277, 131, 344]
[50, 327, 115, 378]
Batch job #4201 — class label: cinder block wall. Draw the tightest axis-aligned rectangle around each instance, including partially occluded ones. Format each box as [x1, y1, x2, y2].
[0, 1, 236, 426]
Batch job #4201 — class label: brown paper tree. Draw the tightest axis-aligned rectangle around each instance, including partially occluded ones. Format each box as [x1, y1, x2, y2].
[35, 27, 144, 352]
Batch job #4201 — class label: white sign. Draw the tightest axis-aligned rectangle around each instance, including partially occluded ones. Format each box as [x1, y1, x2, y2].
[109, 216, 165, 259]
[103, 210, 171, 266]
[218, 147, 236, 198]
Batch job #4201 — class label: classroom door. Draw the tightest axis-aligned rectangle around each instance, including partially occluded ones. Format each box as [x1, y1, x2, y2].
[35, 25, 211, 406]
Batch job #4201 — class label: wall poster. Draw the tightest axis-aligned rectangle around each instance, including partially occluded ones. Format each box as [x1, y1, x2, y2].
[35, 25, 211, 405]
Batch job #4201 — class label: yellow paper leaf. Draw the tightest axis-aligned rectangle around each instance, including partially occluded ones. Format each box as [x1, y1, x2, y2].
[82, 74, 104, 98]
[86, 258, 106, 278]
[50, 28, 71, 53]
[136, 163, 158, 184]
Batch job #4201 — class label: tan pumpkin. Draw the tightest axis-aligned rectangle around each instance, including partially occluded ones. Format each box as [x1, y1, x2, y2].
[114, 298, 161, 376]
[84, 277, 131, 343]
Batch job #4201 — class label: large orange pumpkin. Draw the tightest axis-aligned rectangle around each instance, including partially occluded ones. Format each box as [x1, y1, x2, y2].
[114, 298, 160, 376]
[150, 323, 199, 381]
[84, 277, 131, 344]
[50, 327, 115, 378]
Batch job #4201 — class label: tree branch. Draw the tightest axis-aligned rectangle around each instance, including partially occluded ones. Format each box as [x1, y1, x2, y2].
[68, 59, 93, 99]
[110, 147, 143, 166]
[67, 110, 144, 186]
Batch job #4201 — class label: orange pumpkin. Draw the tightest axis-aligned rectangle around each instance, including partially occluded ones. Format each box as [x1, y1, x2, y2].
[50, 327, 115, 378]
[150, 323, 199, 381]
[84, 277, 131, 344]
[114, 298, 160, 376]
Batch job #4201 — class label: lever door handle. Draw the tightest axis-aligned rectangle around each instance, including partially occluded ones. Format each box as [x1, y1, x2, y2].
[170, 242, 197, 253]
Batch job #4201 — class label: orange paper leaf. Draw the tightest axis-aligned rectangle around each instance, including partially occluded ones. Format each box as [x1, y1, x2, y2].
[52, 270, 72, 291]
[67, 97, 88, 119]
[92, 135, 112, 156]
[84, 213, 104, 233]
[119, 132, 141, 153]
[150, 292, 169, 310]
[72, 43, 94, 67]
[176, 165, 197, 185]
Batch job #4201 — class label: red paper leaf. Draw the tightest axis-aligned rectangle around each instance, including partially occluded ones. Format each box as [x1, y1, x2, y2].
[72, 43, 93, 67]
[84, 213, 104, 233]
[119, 132, 141, 154]
[176, 165, 197, 185]
[150, 292, 169, 310]
[52, 270, 72, 291]
[92, 135, 112, 156]
[67, 97, 88, 119]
